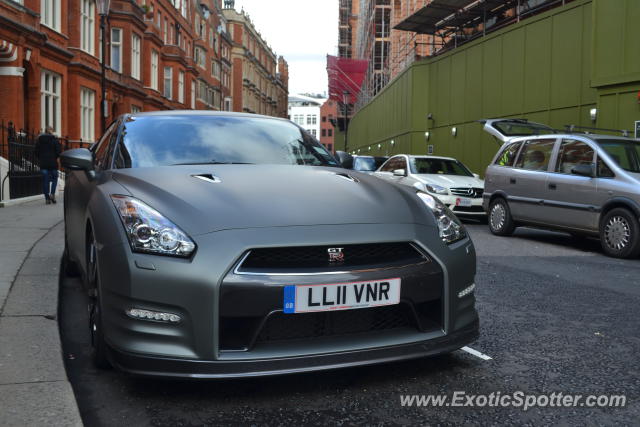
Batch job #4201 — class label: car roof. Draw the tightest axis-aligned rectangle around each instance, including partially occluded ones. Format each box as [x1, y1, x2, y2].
[124, 110, 289, 122]
[403, 155, 457, 161]
[506, 133, 637, 143]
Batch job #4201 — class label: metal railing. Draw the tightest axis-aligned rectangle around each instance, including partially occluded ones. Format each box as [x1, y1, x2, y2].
[0, 121, 93, 201]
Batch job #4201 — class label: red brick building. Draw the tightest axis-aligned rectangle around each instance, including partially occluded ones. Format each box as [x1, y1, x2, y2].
[319, 99, 337, 153]
[0, 0, 287, 143]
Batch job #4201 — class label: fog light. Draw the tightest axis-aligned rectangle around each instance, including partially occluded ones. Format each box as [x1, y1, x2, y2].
[126, 308, 181, 323]
[458, 283, 475, 298]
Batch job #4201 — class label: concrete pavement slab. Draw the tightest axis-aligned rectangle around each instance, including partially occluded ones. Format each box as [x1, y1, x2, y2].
[0, 279, 11, 311]
[0, 228, 46, 252]
[0, 252, 26, 278]
[0, 200, 63, 229]
[18, 257, 61, 276]
[0, 381, 82, 427]
[29, 224, 65, 258]
[2, 275, 59, 317]
[0, 316, 67, 384]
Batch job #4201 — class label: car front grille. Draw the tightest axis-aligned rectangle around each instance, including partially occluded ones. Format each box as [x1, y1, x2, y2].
[237, 242, 427, 273]
[450, 187, 484, 198]
[256, 304, 415, 343]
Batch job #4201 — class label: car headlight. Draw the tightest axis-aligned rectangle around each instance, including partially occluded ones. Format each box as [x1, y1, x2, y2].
[417, 192, 466, 244]
[110, 195, 196, 257]
[425, 183, 448, 195]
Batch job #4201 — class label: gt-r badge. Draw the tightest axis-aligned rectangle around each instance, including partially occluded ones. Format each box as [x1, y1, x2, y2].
[328, 247, 344, 262]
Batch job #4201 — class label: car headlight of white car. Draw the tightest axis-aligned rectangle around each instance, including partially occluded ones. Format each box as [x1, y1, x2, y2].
[425, 183, 449, 195]
[417, 191, 466, 244]
[111, 195, 196, 257]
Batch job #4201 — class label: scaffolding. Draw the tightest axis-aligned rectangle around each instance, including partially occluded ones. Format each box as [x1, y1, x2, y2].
[339, 0, 354, 58]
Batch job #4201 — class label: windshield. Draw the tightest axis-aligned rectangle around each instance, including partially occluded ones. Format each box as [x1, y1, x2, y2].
[115, 115, 338, 168]
[597, 139, 640, 173]
[411, 158, 474, 177]
[492, 121, 555, 136]
[353, 156, 387, 171]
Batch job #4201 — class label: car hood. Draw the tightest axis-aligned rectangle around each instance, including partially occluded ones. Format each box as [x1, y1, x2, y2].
[414, 174, 484, 188]
[112, 165, 432, 235]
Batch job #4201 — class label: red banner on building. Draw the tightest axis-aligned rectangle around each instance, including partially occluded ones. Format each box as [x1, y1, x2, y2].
[326, 55, 368, 104]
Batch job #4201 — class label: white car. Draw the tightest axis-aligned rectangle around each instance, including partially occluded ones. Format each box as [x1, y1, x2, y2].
[374, 155, 486, 217]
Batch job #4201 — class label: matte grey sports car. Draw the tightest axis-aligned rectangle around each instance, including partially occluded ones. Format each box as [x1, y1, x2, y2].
[61, 111, 479, 378]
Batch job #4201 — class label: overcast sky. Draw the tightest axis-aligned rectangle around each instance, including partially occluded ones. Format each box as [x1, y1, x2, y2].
[233, 0, 338, 96]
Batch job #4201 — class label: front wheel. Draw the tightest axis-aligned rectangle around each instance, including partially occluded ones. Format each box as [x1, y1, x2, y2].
[488, 198, 516, 236]
[599, 208, 640, 259]
[86, 229, 112, 369]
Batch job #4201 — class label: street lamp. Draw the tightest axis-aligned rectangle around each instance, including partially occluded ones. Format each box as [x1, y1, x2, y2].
[342, 90, 350, 153]
[97, 0, 111, 134]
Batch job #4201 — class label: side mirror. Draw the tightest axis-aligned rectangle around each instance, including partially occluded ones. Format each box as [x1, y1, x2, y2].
[334, 151, 353, 169]
[393, 169, 406, 177]
[61, 148, 94, 171]
[473, 173, 480, 179]
[571, 163, 596, 178]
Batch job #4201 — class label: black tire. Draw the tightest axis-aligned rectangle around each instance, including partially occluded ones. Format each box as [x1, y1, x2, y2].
[599, 208, 640, 259]
[86, 229, 112, 369]
[488, 198, 516, 236]
[62, 240, 80, 277]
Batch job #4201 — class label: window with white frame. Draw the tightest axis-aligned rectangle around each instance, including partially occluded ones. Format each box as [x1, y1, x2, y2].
[163, 18, 168, 43]
[224, 97, 232, 111]
[178, 70, 185, 103]
[194, 47, 206, 69]
[163, 67, 172, 99]
[41, 70, 61, 135]
[191, 80, 195, 109]
[80, 0, 95, 54]
[41, 0, 61, 31]
[211, 60, 220, 79]
[110, 28, 123, 72]
[80, 88, 95, 142]
[150, 50, 159, 90]
[131, 105, 141, 113]
[131, 33, 141, 79]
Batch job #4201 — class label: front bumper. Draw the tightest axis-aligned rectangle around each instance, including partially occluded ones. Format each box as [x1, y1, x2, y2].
[96, 223, 479, 377]
[439, 195, 486, 217]
[107, 319, 479, 378]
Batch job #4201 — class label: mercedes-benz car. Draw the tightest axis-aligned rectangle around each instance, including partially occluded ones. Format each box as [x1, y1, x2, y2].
[374, 155, 486, 218]
[61, 111, 478, 378]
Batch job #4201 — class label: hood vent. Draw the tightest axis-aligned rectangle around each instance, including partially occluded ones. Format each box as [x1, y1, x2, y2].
[333, 172, 359, 183]
[191, 173, 221, 184]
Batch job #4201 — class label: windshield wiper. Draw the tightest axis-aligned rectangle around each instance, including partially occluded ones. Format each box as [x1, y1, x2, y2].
[172, 161, 254, 165]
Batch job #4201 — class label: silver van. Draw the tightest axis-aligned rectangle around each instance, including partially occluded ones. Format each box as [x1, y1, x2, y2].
[482, 119, 640, 259]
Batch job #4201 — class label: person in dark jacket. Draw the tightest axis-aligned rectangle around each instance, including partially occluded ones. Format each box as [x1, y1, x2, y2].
[35, 127, 62, 204]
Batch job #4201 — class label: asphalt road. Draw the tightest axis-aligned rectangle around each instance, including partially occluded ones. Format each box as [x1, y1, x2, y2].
[59, 223, 640, 425]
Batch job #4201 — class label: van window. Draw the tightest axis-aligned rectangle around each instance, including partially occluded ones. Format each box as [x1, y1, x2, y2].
[494, 142, 522, 167]
[514, 139, 556, 171]
[555, 139, 594, 174]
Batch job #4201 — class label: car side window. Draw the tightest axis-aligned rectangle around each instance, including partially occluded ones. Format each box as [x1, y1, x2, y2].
[514, 139, 555, 171]
[597, 156, 615, 178]
[555, 139, 594, 174]
[380, 157, 399, 172]
[93, 122, 117, 170]
[495, 142, 522, 167]
[395, 157, 407, 172]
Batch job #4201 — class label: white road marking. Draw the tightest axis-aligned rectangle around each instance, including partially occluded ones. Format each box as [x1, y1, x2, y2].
[460, 346, 493, 361]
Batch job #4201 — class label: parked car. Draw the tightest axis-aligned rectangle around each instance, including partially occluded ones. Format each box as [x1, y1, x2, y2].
[374, 155, 486, 218]
[61, 111, 478, 378]
[482, 118, 640, 259]
[352, 155, 388, 174]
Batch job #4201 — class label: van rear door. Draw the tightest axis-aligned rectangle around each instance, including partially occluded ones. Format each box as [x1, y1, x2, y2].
[480, 119, 556, 144]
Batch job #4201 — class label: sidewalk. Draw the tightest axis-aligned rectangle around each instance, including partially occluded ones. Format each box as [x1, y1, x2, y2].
[0, 197, 82, 426]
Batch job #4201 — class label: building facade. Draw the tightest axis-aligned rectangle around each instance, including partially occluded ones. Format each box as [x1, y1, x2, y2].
[222, 5, 288, 118]
[288, 94, 325, 140]
[319, 99, 338, 153]
[0, 0, 286, 144]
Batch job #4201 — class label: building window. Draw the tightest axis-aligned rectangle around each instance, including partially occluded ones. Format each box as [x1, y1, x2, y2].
[328, 128, 333, 137]
[41, 70, 61, 135]
[150, 50, 159, 90]
[110, 28, 122, 72]
[131, 33, 141, 79]
[131, 105, 141, 114]
[178, 70, 185, 103]
[164, 67, 172, 99]
[322, 116, 326, 122]
[306, 115, 317, 125]
[80, 0, 95, 54]
[310, 129, 317, 137]
[211, 60, 220, 79]
[80, 88, 95, 142]
[224, 97, 232, 111]
[41, 0, 61, 31]
[191, 80, 196, 109]
[164, 18, 168, 43]
[194, 47, 206, 69]
[321, 129, 326, 137]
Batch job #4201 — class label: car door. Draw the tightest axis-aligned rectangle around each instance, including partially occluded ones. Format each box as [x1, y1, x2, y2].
[507, 138, 557, 222]
[539, 138, 600, 231]
[65, 121, 119, 266]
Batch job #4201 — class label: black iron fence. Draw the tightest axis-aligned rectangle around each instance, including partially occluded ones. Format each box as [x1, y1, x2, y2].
[0, 121, 93, 201]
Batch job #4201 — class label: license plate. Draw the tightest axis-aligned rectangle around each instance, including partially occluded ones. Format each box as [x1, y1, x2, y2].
[283, 278, 401, 314]
[456, 197, 473, 207]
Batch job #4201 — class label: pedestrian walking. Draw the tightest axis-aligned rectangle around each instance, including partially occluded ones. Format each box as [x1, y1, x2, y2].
[35, 126, 62, 205]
